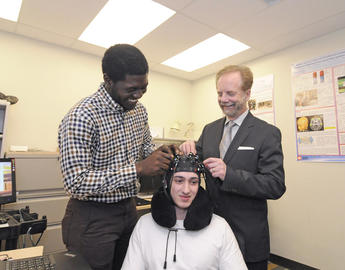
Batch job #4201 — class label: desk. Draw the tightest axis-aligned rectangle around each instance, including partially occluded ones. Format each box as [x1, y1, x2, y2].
[136, 204, 151, 211]
[136, 197, 151, 218]
[0, 247, 92, 269]
[0, 246, 43, 260]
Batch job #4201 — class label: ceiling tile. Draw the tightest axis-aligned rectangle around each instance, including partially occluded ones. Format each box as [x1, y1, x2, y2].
[136, 13, 215, 63]
[257, 11, 345, 53]
[180, 0, 268, 31]
[227, 0, 345, 47]
[16, 23, 75, 47]
[0, 19, 17, 33]
[19, 0, 107, 38]
[153, 0, 195, 11]
[70, 40, 106, 57]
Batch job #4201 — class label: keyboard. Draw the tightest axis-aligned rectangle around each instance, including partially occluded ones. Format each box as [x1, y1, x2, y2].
[0, 213, 9, 219]
[0, 213, 9, 224]
[4, 254, 55, 270]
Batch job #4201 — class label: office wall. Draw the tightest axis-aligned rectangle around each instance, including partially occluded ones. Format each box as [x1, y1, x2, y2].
[140, 72, 192, 139]
[191, 27, 345, 270]
[0, 31, 192, 152]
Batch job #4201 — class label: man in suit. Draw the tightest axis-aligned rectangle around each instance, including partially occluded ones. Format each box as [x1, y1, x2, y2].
[180, 65, 286, 270]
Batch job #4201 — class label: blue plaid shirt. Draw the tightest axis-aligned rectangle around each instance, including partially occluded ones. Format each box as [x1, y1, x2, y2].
[58, 83, 154, 203]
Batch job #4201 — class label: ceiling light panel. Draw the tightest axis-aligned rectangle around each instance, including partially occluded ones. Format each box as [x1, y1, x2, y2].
[0, 0, 22, 22]
[79, 0, 175, 48]
[162, 33, 250, 72]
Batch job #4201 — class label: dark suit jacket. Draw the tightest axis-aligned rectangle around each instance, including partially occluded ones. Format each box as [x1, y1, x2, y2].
[196, 111, 285, 262]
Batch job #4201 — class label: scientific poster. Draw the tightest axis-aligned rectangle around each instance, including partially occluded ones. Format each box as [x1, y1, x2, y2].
[292, 49, 345, 162]
[248, 74, 275, 125]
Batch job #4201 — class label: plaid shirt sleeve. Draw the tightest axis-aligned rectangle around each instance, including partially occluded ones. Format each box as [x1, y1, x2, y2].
[58, 111, 137, 200]
[142, 122, 155, 159]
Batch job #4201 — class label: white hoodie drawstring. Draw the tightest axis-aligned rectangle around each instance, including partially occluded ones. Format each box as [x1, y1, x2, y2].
[163, 228, 178, 269]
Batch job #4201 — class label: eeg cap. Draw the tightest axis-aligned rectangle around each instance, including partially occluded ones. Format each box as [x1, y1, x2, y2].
[163, 153, 204, 192]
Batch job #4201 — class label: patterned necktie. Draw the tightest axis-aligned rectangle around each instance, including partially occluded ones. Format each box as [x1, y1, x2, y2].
[219, 121, 236, 159]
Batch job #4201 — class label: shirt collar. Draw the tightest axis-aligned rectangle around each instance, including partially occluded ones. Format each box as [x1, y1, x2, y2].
[225, 110, 249, 127]
[98, 83, 125, 113]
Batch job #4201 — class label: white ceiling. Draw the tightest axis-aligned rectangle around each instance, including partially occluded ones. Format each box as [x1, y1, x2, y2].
[1, 0, 345, 81]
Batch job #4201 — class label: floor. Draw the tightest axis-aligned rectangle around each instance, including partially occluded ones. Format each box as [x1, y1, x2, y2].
[268, 261, 289, 270]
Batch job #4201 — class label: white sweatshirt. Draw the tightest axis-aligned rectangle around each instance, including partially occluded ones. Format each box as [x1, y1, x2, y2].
[121, 213, 247, 270]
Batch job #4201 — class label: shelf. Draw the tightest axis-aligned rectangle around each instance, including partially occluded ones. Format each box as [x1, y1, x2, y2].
[153, 138, 185, 148]
[153, 137, 185, 143]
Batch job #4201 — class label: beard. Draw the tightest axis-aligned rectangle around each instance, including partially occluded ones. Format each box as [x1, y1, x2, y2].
[220, 97, 248, 119]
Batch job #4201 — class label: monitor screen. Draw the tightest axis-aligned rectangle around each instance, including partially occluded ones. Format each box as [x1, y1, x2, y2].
[138, 175, 162, 197]
[0, 158, 16, 205]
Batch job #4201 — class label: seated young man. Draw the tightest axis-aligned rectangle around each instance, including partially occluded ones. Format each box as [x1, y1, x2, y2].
[121, 154, 247, 270]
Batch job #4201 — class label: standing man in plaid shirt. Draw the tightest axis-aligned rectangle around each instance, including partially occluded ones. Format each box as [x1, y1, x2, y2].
[58, 44, 176, 270]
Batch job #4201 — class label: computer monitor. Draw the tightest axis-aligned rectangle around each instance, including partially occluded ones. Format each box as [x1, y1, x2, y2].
[0, 158, 16, 205]
[138, 175, 162, 197]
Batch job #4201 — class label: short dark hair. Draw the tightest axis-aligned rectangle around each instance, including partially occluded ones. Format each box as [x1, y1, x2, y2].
[102, 44, 149, 83]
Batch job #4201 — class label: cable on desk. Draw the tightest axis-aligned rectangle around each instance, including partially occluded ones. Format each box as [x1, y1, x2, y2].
[19, 209, 24, 222]
[34, 232, 44, 246]
[22, 227, 32, 248]
[25, 226, 44, 247]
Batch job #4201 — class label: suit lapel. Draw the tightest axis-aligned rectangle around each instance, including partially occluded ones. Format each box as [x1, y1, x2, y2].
[223, 112, 255, 163]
